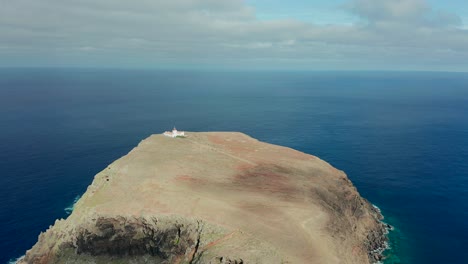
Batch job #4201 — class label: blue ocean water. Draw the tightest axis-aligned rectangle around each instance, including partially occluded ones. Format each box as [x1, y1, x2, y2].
[0, 69, 467, 263]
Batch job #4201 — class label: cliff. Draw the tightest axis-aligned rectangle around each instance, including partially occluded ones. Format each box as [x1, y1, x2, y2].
[20, 132, 388, 264]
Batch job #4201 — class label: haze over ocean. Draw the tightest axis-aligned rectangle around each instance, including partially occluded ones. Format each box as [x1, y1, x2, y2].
[0, 69, 467, 263]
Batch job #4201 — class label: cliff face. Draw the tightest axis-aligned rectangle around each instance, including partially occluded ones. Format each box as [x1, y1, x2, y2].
[20, 132, 387, 264]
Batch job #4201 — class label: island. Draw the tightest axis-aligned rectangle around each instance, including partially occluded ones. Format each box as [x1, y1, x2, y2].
[19, 132, 388, 264]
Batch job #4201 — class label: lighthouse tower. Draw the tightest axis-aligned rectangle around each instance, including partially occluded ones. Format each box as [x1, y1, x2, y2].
[163, 127, 185, 138]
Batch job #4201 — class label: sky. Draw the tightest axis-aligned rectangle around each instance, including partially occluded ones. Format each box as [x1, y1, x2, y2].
[1, 0, 468, 71]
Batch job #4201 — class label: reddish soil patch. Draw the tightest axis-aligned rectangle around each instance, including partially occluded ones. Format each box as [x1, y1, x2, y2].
[202, 231, 237, 250]
[208, 135, 252, 155]
[231, 164, 299, 200]
[235, 163, 256, 172]
[237, 201, 284, 216]
[174, 175, 206, 185]
[208, 135, 226, 145]
[227, 144, 252, 155]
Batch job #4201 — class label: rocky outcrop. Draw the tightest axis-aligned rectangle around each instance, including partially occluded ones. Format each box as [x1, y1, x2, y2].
[22, 216, 220, 263]
[20, 132, 388, 263]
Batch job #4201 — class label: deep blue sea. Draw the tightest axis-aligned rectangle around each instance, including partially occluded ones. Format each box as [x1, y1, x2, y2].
[1, 69, 467, 263]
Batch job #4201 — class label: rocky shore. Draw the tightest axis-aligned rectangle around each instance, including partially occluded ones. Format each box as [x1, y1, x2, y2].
[20, 132, 388, 263]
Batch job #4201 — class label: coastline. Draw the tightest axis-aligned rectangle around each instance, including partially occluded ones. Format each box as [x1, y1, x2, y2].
[8, 256, 24, 264]
[8, 194, 82, 264]
[64, 195, 81, 215]
[366, 204, 392, 263]
[381, 214, 406, 264]
[370, 204, 396, 264]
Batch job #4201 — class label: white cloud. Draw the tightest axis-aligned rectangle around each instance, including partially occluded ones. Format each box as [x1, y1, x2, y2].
[346, 0, 462, 27]
[78, 46, 97, 52]
[0, 0, 467, 70]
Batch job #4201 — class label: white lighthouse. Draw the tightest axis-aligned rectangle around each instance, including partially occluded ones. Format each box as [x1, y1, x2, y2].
[163, 127, 185, 138]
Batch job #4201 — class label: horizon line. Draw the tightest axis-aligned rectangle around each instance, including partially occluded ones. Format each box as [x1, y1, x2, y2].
[1, 66, 468, 74]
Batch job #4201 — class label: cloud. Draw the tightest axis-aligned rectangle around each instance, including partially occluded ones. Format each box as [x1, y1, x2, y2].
[345, 0, 462, 27]
[78, 46, 97, 52]
[347, 0, 429, 22]
[0, 0, 467, 70]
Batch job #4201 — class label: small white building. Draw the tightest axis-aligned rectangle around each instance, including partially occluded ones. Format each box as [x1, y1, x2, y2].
[163, 127, 185, 138]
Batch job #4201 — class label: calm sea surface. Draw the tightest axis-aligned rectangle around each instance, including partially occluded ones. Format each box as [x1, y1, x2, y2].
[0, 69, 467, 263]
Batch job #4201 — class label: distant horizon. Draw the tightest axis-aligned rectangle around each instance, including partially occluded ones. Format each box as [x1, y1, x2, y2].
[1, 66, 468, 74]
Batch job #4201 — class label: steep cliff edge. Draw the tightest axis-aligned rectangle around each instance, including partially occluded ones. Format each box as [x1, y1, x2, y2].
[20, 132, 388, 264]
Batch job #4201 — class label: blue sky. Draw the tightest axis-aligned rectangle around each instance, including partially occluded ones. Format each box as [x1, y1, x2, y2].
[248, 0, 360, 24]
[1, 0, 468, 71]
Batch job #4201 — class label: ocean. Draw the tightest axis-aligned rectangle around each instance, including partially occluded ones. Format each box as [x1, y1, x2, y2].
[0, 69, 467, 263]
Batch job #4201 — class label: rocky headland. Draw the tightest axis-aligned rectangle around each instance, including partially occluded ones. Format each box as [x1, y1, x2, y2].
[19, 132, 388, 263]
